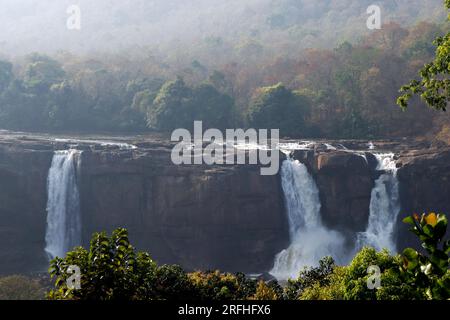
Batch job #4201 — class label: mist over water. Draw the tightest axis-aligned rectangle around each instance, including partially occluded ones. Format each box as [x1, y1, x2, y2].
[270, 151, 402, 280]
[356, 153, 400, 253]
[45, 149, 82, 260]
[270, 157, 347, 280]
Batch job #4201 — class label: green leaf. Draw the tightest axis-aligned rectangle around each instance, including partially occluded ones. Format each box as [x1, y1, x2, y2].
[403, 216, 415, 225]
[403, 248, 419, 270]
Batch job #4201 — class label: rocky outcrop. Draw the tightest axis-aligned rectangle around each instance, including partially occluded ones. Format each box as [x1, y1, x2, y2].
[79, 147, 288, 273]
[0, 143, 53, 274]
[292, 149, 375, 236]
[1, 132, 450, 275]
[314, 151, 375, 234]
[396, 148, 450, 249]
[0, 134, 288, 275]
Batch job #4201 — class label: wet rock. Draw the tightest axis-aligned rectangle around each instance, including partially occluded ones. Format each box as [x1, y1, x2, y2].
[0, 136, 289, 275]
[312, 151, 374, 235]
[396, 147, 450, 250]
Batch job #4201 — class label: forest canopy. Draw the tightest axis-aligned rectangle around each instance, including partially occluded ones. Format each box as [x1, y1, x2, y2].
[0, 1, 448, 139]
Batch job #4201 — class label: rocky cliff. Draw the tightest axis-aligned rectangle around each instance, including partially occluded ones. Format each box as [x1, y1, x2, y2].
[0, 133, 288, 275]
[0, 132, 449, 275]
[293, 148, 375, 235]
[290, 141, 450, 251]
[79, 145, 288, 274]
[396, 148, 450, 250]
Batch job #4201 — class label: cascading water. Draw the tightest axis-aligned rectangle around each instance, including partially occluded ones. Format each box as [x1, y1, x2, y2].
[270, 157, 346, 280]
[356, 153, 400, 253]
[44, 149, 82, 260]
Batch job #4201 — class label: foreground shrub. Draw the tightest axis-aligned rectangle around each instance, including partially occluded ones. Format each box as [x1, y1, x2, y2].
[300, 266, 347, 300]
[400, 213, 450, 299]
[0, 275, 46, 300]
[250, 281, 281, 300]
[188, 270, 257, 300]
[343, 247, 397, 300]
[344, 212, 450, 300]
[47, 212, 449, 301]
[48, 228, 194, 300]
[284, 256, 336, 299]
[344, 247, 426, 300]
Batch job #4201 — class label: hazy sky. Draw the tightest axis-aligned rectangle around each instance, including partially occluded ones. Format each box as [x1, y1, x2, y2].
[0, 0, 445, 57]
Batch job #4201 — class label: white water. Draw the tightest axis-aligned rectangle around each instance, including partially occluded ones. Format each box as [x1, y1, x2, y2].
[44, 149, 82, 260]
[54, 138, 137, 150]
[356, 153, 400, 253]
[270, 158, 346, 280]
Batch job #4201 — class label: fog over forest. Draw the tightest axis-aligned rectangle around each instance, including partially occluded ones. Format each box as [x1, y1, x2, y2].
[0, 0, 445, 61]
[0, 0, 448, 138]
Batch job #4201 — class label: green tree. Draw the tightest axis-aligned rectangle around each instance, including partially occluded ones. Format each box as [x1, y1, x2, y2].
[401, 213, 450, 299]
[247, 83, 311, 137]
[343, 247, 399, 300]
[188, 270, 256, 300]
[23, 54, 65, 93]
[343, 213, 450, 300]
[147, 78, 234, 131]
[49, 228, 144, 300]
[250, 281, 280, 300]
[284, 256, 336, 299]
[299, 266, 346, 300]
[191, 83, 234, 129]
[48, 228, 196, 300]
[397, 1, 450, 110]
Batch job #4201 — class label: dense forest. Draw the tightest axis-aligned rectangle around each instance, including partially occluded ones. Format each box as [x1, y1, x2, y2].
[0, 0, 448, 140]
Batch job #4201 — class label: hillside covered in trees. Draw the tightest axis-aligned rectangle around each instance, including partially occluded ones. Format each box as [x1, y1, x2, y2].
[0, 0, 448, 140]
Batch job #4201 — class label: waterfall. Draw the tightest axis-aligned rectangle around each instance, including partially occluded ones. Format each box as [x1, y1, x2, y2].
[356, 153, 400, 253]
[44, 149, 82, 260]
[270, 157, 346, 280]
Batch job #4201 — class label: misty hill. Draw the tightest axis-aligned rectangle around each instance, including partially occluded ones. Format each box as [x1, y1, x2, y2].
[0, 0, 446, 62]
[0, 1, 448, 142]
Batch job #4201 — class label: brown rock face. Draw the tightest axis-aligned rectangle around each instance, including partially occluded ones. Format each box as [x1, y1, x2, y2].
[316, 152, 374, 234]
[0, 144, 53, 274]
[292, 150, 374, 235]
[1, 132, 449, 275]
[396, 148, 450, 250]
[0, 135, 288, 275]
[79, 148, 289, 273]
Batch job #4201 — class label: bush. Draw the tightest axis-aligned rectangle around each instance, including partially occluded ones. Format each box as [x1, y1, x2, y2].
[284, 256, 336, 299]
[188, 270, 255, 300]
[300, 266, 347, 300]
[250, 281, 280, 300]
[150, 265, 194, 300]
[48, 228, 159, 300]
[47, 213, 449, 301]
[400, 213, 450, 299]
[343, 213, 450, 300]
[343, 247, 398, 300]
[375, 263, 427, 300]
